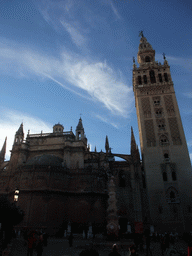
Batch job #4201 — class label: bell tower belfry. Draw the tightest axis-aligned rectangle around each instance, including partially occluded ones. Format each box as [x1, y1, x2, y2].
[133, 33, 192, 232]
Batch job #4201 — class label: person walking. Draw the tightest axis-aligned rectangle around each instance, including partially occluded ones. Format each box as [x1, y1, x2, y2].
[27, 231, 36, 256]
[36, 234, 44, 256]
[108, 244, 121, 256]
[68, 232, 73, 247]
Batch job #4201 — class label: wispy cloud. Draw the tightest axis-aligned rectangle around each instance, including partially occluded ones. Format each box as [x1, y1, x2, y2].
[95, 114, 119, 129]
[184, 92, 192, 99]
[60, 21, 86, 47]
[110, 1, 122, 20]
[0, 39, 133, 117]
[0, 109, 52, 160]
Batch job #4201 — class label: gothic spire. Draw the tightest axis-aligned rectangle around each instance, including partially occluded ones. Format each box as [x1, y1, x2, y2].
[16, 123, 24, 136]
[105, 135, 109, 153]
[0, 137, 7, 162]
[131, 127, 137, 154]
[76, 117, 84, 130]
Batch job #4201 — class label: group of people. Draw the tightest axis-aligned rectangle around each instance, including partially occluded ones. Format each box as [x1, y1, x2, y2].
[79, 243, 138, 256]
[24, 230, 48, 256]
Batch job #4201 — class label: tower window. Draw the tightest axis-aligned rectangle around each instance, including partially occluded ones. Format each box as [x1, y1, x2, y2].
[145, 56, 151, 62]
[163, 172, 167, 181]
[164, 153, 169, 160]
[172, 171, 177, 181]
[138, 76, 142, 85]
[164, 73, 169, 82]
[170, 191, 175, 200]
[149, 70, 156, 84]
[155, 109, 162, 117]
[143, 75, 147, 84]
[160, 135, 169, 146]
[158, 74, 163, 83]
[154, 100, 160, 105]
[159, 124, 165, 130]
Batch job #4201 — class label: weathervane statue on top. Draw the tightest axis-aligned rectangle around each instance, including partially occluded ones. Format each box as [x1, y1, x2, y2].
[139, 30, 144, 38]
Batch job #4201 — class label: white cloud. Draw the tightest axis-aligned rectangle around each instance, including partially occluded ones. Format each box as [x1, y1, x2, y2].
[60, 21, 86, 47]
[0, 40, 133, 117]
[0, 109, 52, 160]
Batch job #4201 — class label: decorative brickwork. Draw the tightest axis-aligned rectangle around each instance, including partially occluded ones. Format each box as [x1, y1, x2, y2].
[168, 117, 182, 145]
[141, 97, 151, 118]
[164, 95, 175, 116]
[144, 120, 156, 147]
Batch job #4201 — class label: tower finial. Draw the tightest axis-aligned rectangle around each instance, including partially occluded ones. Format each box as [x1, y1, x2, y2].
[133, 57, 135, 64]
[139, 30, 144, 38]
[163, 53, 166, 60]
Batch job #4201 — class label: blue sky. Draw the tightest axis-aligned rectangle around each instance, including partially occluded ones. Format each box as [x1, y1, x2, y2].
[0, 0, 191, 162]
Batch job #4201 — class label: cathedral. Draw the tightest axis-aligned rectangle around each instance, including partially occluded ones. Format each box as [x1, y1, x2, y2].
[0, 35, 191, 235]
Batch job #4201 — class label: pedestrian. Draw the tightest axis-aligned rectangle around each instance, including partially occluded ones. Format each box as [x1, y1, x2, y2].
[145, 230, 152, 256]
[27, 231, 36, 256]
[108, 244, 121, 256]
[160, 235, 166, 256]
[68, 232, 73, 247]
[43, 231, 48, 246]
[36, 234, 44, 256]
[187, 233, 192, 256]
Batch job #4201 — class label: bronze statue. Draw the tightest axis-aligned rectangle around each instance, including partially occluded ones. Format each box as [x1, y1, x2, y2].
[139, 30, 144, 38]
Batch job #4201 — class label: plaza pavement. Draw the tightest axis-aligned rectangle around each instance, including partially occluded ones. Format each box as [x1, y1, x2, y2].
[8, 235, 188, 256]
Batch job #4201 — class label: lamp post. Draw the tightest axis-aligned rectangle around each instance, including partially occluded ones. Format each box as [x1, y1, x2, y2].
[14, 189, 19, 202]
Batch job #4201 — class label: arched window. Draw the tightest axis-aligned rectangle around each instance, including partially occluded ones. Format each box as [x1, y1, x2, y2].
[138, 76, 142, 85]
[164, 73, 169, 82]
[160, 135, 169, 146]
[163, 172, 167, 181]
[145, 56, 151, 62]
[149, 70, 156, 83]
[159, 123, 165, 130]
[155, 109, 162, 118]
[170, 191, 175, 199]
[143, 75, 147, 84]
[158, 74, 163, 83]
[164, 153, 169, 160]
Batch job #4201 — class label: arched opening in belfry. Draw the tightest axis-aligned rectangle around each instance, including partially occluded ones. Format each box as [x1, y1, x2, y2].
[145, 56, 151, 62]
[149, 70, 156, 83]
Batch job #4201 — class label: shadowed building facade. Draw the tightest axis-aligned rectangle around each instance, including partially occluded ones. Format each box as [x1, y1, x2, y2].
[0, 119, 148, 235]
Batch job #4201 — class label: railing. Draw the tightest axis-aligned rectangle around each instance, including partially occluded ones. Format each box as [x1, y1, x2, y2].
[27, 131, 73, 138]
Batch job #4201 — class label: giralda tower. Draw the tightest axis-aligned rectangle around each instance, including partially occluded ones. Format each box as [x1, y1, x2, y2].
[132, 33, 192, 232]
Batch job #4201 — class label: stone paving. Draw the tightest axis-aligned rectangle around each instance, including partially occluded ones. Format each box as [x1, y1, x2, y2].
[8, 235, 188, 256]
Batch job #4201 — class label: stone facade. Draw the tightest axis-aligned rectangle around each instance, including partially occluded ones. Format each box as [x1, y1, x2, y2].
[133, 35, 192, 233]
[0, 119, 147, 235]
